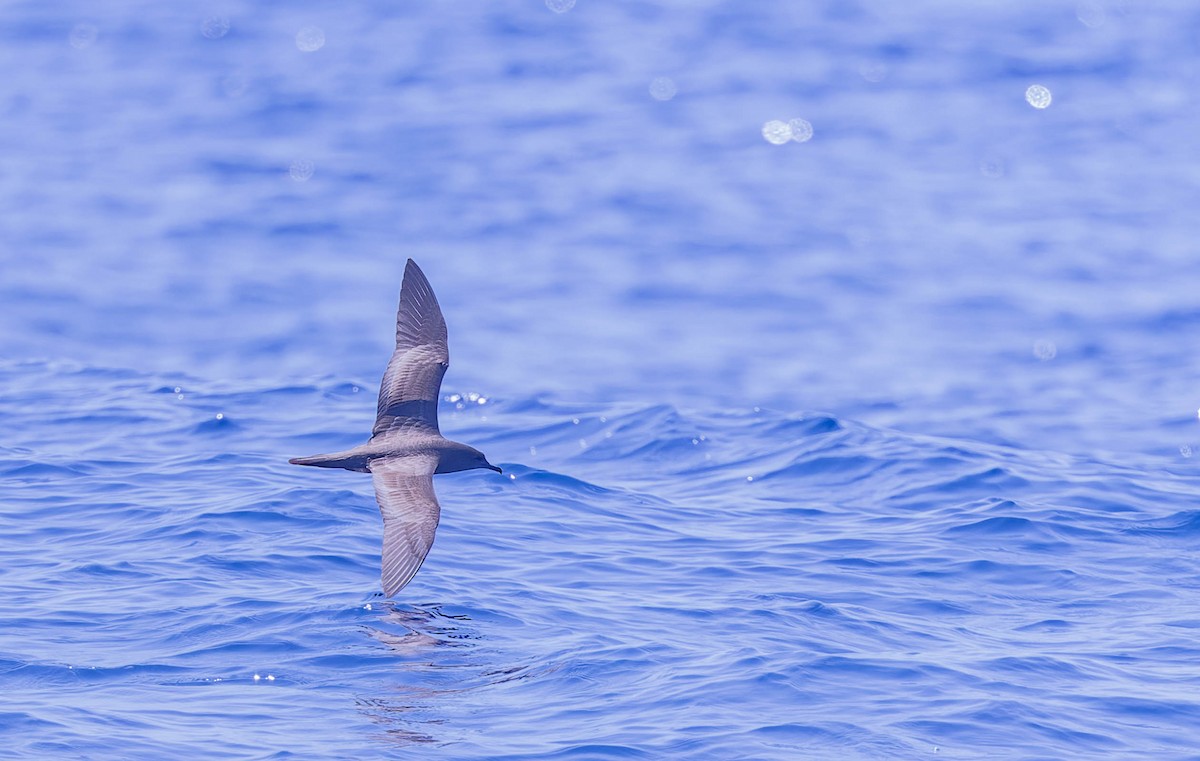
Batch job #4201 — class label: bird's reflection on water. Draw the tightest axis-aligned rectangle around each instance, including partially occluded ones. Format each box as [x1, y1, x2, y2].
[356, 601, 547, 747]
[364, 603, 475, 653]
[355, 604, 472, 745]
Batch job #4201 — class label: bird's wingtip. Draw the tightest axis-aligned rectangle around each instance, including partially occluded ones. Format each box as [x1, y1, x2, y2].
[403, 258, 428, 284]
[381, 579, 406, 597]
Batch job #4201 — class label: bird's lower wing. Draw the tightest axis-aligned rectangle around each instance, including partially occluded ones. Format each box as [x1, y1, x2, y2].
[370, 456, 441, 596]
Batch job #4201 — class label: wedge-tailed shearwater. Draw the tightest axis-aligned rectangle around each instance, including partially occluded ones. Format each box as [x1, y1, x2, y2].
[290, 259, 501, 596]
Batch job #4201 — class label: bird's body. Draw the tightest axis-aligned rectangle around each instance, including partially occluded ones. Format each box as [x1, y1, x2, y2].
[288, 435, 487, 474]
[290, 259, 500, 596]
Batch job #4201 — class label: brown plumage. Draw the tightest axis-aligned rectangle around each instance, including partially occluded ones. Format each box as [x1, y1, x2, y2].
[290, 259, 501, 596]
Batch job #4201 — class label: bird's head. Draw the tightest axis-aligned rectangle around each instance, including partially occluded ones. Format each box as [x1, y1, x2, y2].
[438, 444, 502, 475]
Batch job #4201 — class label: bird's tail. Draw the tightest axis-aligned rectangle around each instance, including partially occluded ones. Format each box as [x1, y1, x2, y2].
[288, 448, 371, 473]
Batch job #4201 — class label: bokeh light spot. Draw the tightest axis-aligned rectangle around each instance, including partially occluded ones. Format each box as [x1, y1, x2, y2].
[202, 16, 230, 39]
[289, 159, 315, 182]
[649, 77, 677, 101]
[219, 73, 248, 98]
[859, 61, 888, 83]
[1033, 340, 1057, 360]
[69, 23, 98, 49]
[979, 156, 1006, 178]
[1025, 84, 1052, 109]
[761, 120, 791, 145]
[788, 118, 814, 143]
[1076, 1, 1107, 28]
[296, 26, 325, 52]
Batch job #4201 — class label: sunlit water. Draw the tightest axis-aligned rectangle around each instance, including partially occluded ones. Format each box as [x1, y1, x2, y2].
[4, 2, 1200, 759]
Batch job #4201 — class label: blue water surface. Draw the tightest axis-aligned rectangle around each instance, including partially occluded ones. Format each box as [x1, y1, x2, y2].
[4, 1, 1200, 758]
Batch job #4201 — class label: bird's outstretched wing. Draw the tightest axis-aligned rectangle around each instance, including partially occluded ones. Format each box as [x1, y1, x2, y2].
[373, 259, 448, 439]
[370, 456, 441, 596]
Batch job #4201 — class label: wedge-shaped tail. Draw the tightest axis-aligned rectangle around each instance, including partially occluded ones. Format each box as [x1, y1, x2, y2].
[288, 447, 371, 473]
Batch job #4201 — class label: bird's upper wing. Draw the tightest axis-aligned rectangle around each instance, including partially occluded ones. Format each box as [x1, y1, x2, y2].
[373, 259, 448, 439]
[370, 455, 441, 597]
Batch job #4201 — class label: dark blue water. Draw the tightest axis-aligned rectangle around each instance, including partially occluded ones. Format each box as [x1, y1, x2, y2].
[5, 1, 1200, 758]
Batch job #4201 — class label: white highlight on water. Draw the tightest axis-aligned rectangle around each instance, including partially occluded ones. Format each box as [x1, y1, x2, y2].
[788, 118, 814, 143]
[649, 77, 677, 101]
[1181, 445, 1193, 458]
[202, 16, 230, 39]
[762, 121, 791, 145]
[296, 26, 325, 52]
[215, 413, 224, 421]
[546, 0, 576, 12]
[289, 159, 315, 182]
[1033, 340, 1057, 360]
[69, 23, 98, 49]
[1025, 84, 1052, 109]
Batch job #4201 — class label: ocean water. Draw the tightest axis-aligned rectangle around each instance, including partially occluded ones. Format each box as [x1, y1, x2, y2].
[4, 1, 1200, 758]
